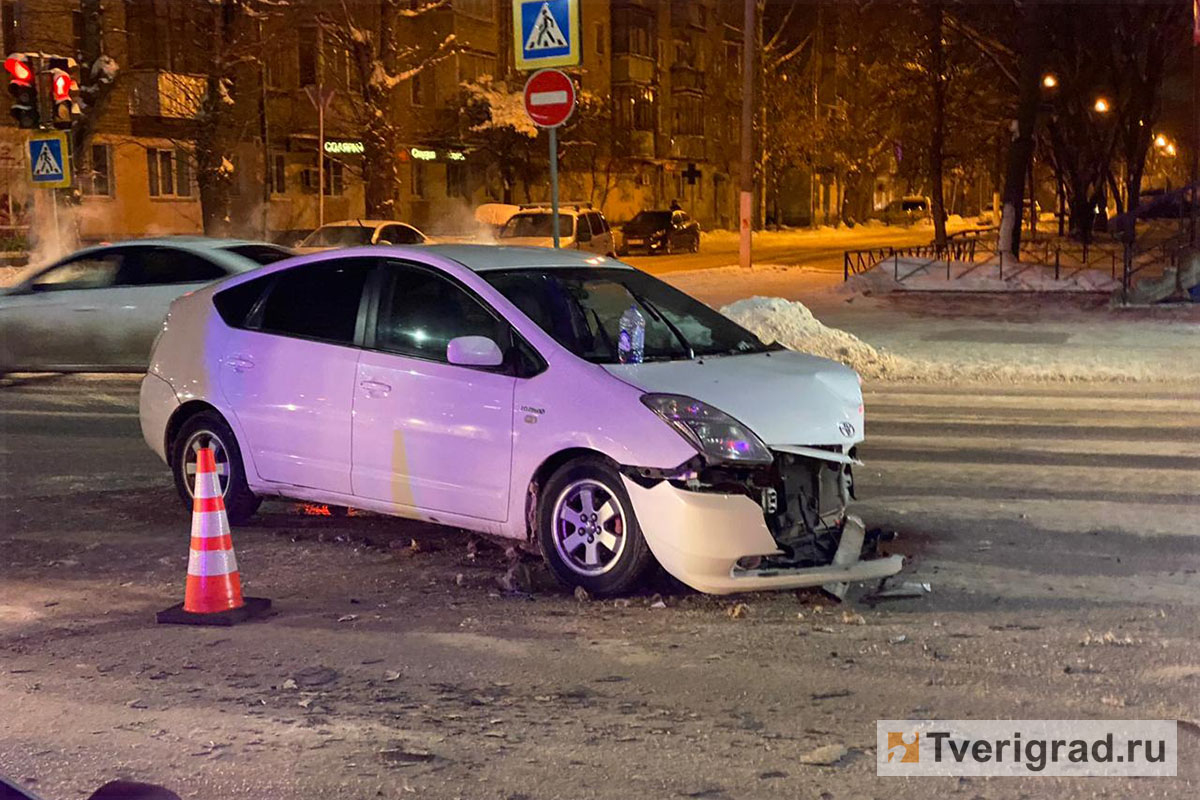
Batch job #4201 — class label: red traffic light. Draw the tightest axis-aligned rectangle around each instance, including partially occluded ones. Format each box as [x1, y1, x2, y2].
[51, 70, 71, 101]
[4, 56, 32, 84]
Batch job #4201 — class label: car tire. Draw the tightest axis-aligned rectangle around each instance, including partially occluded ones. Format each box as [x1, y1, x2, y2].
[171, 410, 261, 524]
[663, 238, 673, 256]
[537, 457, 655, 596]
[690, 233, 700, 253]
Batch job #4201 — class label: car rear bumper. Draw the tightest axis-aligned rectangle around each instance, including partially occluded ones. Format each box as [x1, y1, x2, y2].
[139, 372, 179, 464]
[621, 476, 902, 595]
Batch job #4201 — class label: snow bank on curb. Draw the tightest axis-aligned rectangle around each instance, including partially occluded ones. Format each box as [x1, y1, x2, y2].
[720, 296, 1160, 383]
[721, 296, 921, 379]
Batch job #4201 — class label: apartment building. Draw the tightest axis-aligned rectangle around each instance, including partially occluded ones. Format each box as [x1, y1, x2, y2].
[1, 0, 747, 243]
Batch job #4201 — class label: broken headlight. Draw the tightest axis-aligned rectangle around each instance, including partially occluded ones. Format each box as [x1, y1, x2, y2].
[641, 394, 773, 465]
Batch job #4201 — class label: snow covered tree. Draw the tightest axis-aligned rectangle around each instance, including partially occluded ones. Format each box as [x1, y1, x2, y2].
[454, 76, 541, 203]
[318, 0, 456, 218]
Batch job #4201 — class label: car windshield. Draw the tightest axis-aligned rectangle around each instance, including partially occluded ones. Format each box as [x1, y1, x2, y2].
[629, 211, 671, 227]
[302, 225, 374, 247]
[500, 213, 574, 239]
[222, 244, 294, 265]
[901, 200, 927, 211]
[482, 267, 774, 363]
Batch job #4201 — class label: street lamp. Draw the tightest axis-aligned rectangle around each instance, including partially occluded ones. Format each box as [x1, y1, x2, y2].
[1093, 97, 1110, 113]
[1042, 74, 1057, 89]
[1155, 133, 1168, 148]
[1166, 143, 1177, 157]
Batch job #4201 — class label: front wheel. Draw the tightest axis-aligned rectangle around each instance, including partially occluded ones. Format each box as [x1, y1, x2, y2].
[537, 457, 655, 596]
[171, 410, 261, 524]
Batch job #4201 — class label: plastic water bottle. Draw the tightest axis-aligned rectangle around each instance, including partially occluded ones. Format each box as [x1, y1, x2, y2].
[618, 305, 645, 364]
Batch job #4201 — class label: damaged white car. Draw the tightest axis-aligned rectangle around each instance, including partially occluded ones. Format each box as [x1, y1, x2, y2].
[139, 245, 902, 595]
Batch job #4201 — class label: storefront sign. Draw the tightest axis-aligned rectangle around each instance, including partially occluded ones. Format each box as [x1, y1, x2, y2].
[324, 140, 364, 154]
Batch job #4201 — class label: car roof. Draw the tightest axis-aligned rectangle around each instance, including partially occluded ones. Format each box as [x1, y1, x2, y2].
[422, 244, 629, 272]
[316, 219, 414, 228]
[99, 236, 284, 250]
[511, 207, 585, 217]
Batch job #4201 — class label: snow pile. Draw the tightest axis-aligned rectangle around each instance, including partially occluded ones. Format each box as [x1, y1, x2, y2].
[849, 257, 1120, 294]
[720, 295, 1175, 383]
[721, 296, 923, 379]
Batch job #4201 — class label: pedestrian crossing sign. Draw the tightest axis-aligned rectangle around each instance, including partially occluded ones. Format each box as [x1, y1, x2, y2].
[28, 132, 71, 189]
[513, 0, 580, 70]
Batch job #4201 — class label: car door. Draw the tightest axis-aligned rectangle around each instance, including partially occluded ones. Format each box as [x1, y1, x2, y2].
[352, 260, 516, 521]
[0, 250, 124, 369]
[105, 246, 231, 368]
[219, 257, 373, 495]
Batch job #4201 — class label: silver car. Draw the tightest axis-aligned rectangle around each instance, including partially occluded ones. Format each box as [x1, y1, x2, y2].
[0, 237, 291, 374]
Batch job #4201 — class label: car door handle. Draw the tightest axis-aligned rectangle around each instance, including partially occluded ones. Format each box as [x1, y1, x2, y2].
[359, 379, 392, 395]
[226, 355, 255, 372]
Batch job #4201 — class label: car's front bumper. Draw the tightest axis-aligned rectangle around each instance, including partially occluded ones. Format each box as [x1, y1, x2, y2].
[621, 476, 903, 595]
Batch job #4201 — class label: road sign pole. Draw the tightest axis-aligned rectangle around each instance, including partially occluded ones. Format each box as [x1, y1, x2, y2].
[549, 126, 559, 248]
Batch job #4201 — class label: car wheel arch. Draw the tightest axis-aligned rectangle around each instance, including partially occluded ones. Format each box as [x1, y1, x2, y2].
[164, 400, 226, 467]
[523, 447, 617, 543]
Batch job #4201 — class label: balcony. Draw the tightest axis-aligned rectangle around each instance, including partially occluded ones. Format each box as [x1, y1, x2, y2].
[670, 64, 705, 93]
[613, 54, 658, 83]
[127, 70, 205, 119]
[615, 130, 656, 159]
[668, 135, 706, 161]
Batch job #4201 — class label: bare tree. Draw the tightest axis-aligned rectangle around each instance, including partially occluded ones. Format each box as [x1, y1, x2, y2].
[318, 0, 456, 218]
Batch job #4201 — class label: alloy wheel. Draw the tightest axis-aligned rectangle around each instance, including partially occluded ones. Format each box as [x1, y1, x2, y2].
[552, 479, 627, 576]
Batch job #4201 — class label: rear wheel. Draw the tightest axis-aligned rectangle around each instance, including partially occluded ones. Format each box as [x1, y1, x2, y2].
[537, 457, 654, 596]
[171, 410, 261, 524]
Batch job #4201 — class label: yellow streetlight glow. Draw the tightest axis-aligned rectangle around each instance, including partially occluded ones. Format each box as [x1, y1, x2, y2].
[1042, 74, 1057, 88]
[1093, 98, 1109, 113]
[1166, 143, 1177, 157]
[1155, 134, 1168, 147]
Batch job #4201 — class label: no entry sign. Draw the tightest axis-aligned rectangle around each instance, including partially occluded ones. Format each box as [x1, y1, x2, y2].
[523, 68, 576, 128]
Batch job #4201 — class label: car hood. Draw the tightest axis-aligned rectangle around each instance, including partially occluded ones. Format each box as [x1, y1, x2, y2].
[603, 350, 864, 448]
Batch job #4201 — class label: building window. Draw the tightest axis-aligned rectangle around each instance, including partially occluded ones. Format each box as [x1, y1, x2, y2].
[725, 42, 740, 76]
[80, 144, 113, 197]
[454, 0, 492, 21]
[447, 160, 468, 198]
[673, 94, 703, 135]
[595, 23, 605, 56]
[267, 153, 286, 194]
[615, 85, 656, 132]
[298, 26, 317, 86]
[324, 158, 344, 196]
[614, 11, 655, 58]
[411, 72, 426, 106]
[147, 147, 191, 198]
[1, 1, 17, 57]
[457, 52, 495, 85]
[412, 162, 427, 198]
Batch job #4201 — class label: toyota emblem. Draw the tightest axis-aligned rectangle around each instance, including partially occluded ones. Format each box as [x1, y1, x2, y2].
[838, 421, 856, 437]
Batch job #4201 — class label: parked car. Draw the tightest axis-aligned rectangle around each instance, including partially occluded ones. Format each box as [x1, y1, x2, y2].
[879, 196, 931, 225]
[139, 244, 901, 596]
[620, 209, 701, 255]
[295, 220, 427, 253]
[498, 205, 616, 256]
[474, 203, 522, 238]
[0, 238, 292, 374]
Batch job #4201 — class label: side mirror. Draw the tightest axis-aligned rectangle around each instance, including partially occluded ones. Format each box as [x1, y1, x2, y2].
[376, 239, 393, 246]
[447, 335, 504, 367]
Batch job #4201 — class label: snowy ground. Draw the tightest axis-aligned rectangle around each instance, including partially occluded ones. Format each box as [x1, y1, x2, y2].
[660, 267, 1200, 384]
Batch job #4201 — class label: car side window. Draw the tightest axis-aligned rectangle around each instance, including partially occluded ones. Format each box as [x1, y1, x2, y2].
[254, 258, 373, 345]
[28, 253, 123, 292]
[374, 262, 507, 364]
[598, 214, 611, 233]
[381, 224, 423, 245]
[117, 247, 228, 286]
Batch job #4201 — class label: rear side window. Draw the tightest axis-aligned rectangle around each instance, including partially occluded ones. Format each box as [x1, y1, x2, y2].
[118, 247, 227, 286]
[256, 259, 373, 344]
[223, 244, 294, 265]
[214, 275, 272, 327]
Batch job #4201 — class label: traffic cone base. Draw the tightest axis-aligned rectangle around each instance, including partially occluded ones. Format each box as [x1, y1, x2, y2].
[156, 595, 271, 626]
[158, 445, 272, 626]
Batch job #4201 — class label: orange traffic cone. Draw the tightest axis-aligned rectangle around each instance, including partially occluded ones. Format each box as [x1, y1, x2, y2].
[157, 446, 270, 625]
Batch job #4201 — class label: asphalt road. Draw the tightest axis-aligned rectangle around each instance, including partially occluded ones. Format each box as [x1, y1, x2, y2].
[1, 375, 1197, 798]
